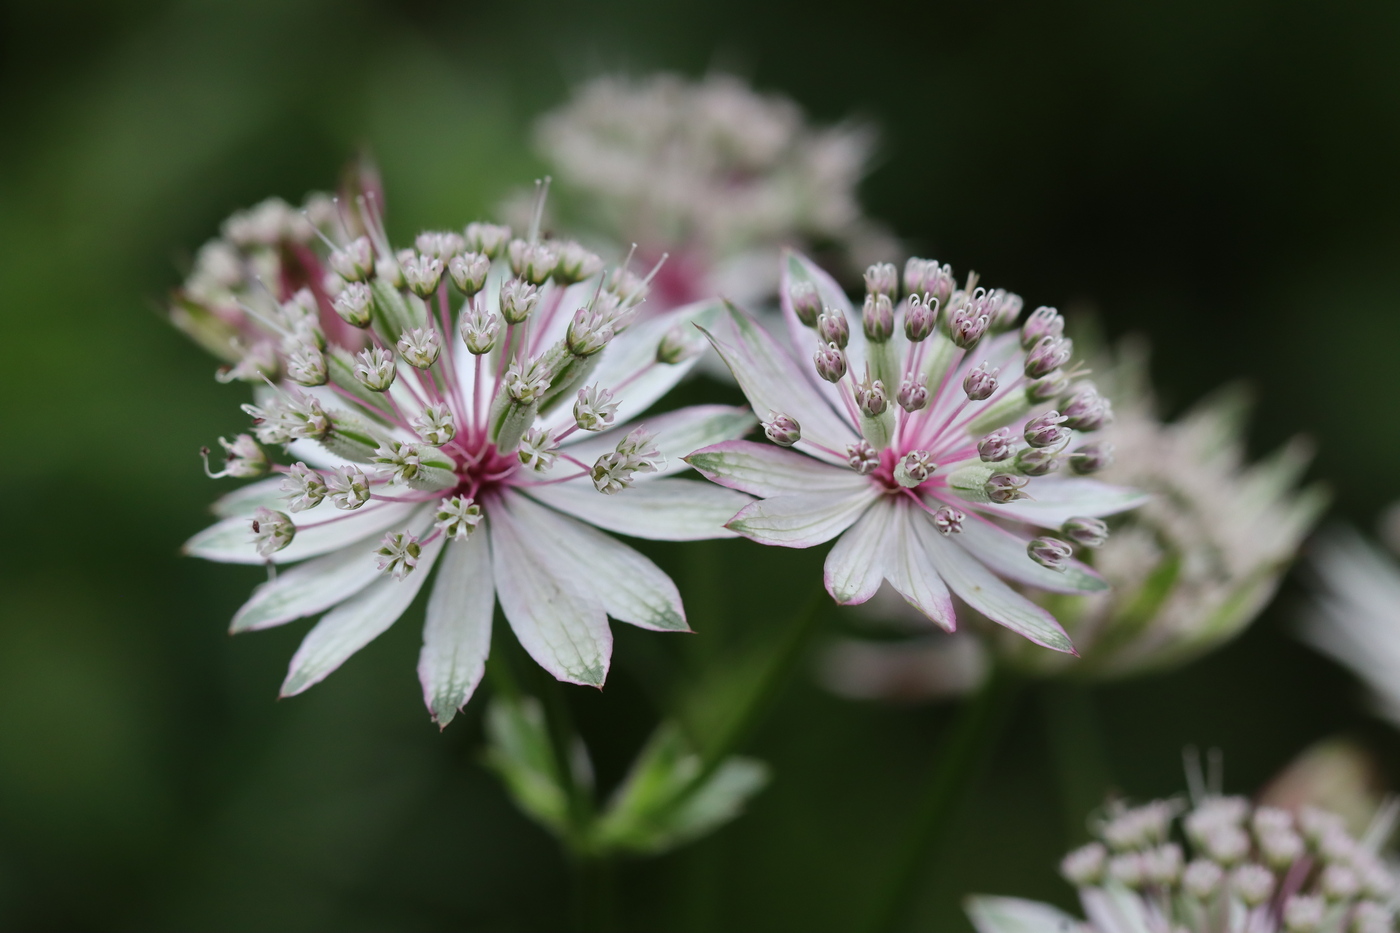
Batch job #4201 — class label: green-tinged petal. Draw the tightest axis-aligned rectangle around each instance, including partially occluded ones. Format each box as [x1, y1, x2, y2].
[976, 477, 1150, 529]
[524, 477, 752, 541]
[955, 511, 1108, 595]
[687, 440, 868, 498]
[231, 545, 382, 632]
[184, 501, 420, 565]
[557, 405, 755, 479]
[965, 895, 1085, 933]
[824, 498, 896, 604]
[727, 486, 880, 548]
[417, 531, 494, 728]
[883, 499, 956, 630]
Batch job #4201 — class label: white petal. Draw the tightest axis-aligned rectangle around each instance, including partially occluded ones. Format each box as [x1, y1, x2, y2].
[557, 405, 755, 479]
[966, 896, 1084, 933]
[687, 440, 870, 498]
[490, 493, 611, 686]
[1080, 885, 1154, 933]
[540, 300, 722, 434]
[231, 545, 382, 633]
[727, 486, 880, 548]
[883, 498, 956, 630]
[912, 510, 1075, 653]
[418, 530, 495, 728]
[953, 511, 1107, 595]
[501, 492, 687, 632]
[824, 498, 896, 604]
[975, 478, 1149, 530]
[212, 477, 287, 518]
[700, 301, 856, 461]
[523, 478, 752, 541]
[280, 523, 444, 697]
[184, 500, 420, 565]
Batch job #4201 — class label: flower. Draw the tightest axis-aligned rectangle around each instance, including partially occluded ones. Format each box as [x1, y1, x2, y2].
[821, 342, 1326, 699]
[687, 250, 1148, 653]
[181, 179, 755, 727]
[1304, 521, 1400, 727]
[530, 72, 895, 313]
[966, 785, 1399, 933]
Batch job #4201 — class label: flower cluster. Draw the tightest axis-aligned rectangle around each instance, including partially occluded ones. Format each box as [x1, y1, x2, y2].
[532, 73, 894, 311]
[689, 251, 1146, 653]
[969, 793, 1399, 933]
[180, 175, 754, 726]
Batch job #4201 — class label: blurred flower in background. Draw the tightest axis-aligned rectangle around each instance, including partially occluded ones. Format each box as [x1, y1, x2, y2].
[691, 251, 1142, 653]
[824, 339, 1326, 698]
[529, 72, 895, 314]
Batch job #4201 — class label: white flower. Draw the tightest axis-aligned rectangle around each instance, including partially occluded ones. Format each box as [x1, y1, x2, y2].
[181, 182, 756, 727]
[689, 251, 1147, 653]
[967, 786, 1399, 933]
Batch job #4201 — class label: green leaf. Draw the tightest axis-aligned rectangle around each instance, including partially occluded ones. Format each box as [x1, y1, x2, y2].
[482, 695, 571, 836]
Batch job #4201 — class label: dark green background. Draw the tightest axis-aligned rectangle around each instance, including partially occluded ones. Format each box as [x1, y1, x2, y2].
[2, 0, 1396, 929]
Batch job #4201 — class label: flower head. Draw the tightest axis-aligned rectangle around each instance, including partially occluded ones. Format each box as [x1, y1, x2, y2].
[967, 778, 1399, 933]
[180, 174, 756, 727]
[688, 251, 1147, 653]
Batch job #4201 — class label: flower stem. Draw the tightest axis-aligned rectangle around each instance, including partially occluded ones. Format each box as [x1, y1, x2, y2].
[864, 665, 1022, 933]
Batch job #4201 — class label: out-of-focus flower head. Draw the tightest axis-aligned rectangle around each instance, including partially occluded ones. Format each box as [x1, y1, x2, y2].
[529, 72, 895, 313]
[181, 173, 755, 727]
[689, 251, 1146, 654]
[967, 760, 1400, 933]
[822, 339, 1325, 699]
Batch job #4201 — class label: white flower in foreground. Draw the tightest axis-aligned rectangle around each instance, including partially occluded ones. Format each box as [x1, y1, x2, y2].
[532, 72, 895, 312]
[1304, 521, 1400, 728]
[688, 251, 1148, 653]
[968, 787, 1399, 933]
[182, 182, 754, 727]
[820, 343, 1325, 699]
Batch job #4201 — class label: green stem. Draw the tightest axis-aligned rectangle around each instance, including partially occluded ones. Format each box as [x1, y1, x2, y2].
[864, 666, 1022, 933]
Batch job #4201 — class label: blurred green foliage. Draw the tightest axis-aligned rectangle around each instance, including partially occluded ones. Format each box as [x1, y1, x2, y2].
[2, 0, 1400, 929]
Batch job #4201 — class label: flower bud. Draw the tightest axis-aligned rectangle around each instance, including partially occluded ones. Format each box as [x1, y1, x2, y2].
[1142, 844, 1183, 886]
[415, 230, 465, 260]
[1232, 864, 1275, 908]
[333, 281, 373, 328]
[396, 327, 441, 369]
[285, 343, 327, 387]
[1061, 843, 1107, 886]
[862, 293, 895, 342]
[518, 427, 559, 472]
[402, 254, 443, 298]
[373, 440, 424, 484]
[1024, 334, 1074, 378]
[250, 507, 295, 558]
[762, 412, 801, 447]
[411, 401, 456, 446]
[202, 434, 268, 479]
[1020, 306, 1064, 350]
[1027, 536, 1073, 571]
[375, 531, 422, 580]
[280, 462, 327, 512]
[573, 384, 618, 432]
[656, 323, 704, 364]
[905, 258, 955, 307]
[435, 496, 482, 541]
[326, 465, 370, 510]
[567, 307, 615, 357]
[789, 281, 822, 326]
[606, 267, 648, 303]
[499, 278, 539, 325]
[464, 222, 511, 258]
[1024, 410, 1070, 448]
[1183, 860, 1223, 899]
[509, 239, 558, 284]
[854, 373, 888, 418]
[1026, 369, 1071, 402]
[1282, 895, 1325, 933]
[985, 472, 1030, 503]
[1320, 864, 1360, 901]
[329, 236, 375, 281]
[898, 372, 929, 412]
[947, 306, 990, 349]
[847, 440, 879, 475]
[1069, 442, 1114, 475]
[448, 252, 490, 295]
[814, 343, 848, 383]
[1061, 516, 1109, 548]
[504, 357, 550, 404]
[963, 362, 999, 401]
[1060, 384, 1113, 431]
[817, 309, 850, 349]
[1015, 447, 1061, 476]
[353, 347, 397, 392]
[932, 506, 966, 536]
[459, 305, 500, 355]
[864, 262, 898, 298]
[904, 295, 938, 342]
[591, 427, 662, 494]
[894, 450, 935, 487]
[553, 240, 604, 284]
[985, 289, 1023, 332]
[978, 428, 1016, 463]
